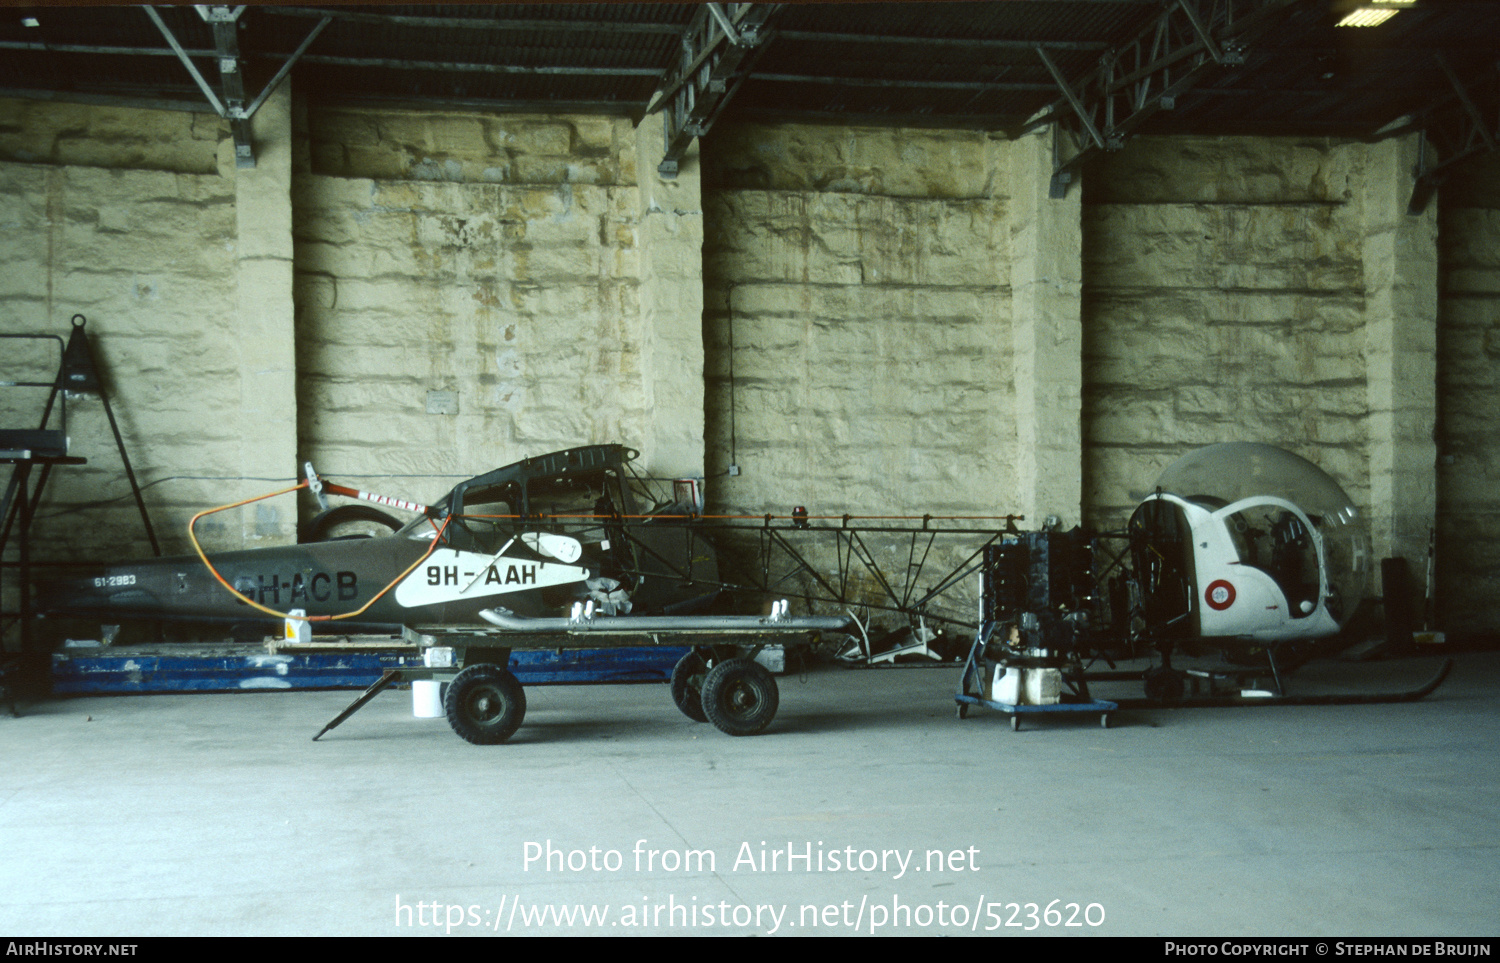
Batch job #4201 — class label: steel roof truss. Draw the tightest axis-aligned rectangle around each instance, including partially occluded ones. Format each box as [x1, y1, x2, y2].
[144, 5, 225, 117]
[1033, 0, 1294, 198]
[200, 5, 255, 168]
[244, 15, 332, 121]
[1409, 58, 1500, 214]
[144, 6, 330, 168]
[651, 3, 780, 177]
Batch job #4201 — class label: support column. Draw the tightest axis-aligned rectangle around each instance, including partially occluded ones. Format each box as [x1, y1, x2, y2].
[1009, 128, 1084, 526]
[232, 81, 298, 546]
[633, 111, 706, 481]
[1363, 133, 1439, 583]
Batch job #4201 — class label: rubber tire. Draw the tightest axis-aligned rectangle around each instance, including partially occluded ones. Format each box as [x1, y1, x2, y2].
[1143, 666, 1186, 704]
[302, 504, 403, 542]
[445, 663, 526, 745]
[700, 657, 779, 736]
[671, 651, 709, 723]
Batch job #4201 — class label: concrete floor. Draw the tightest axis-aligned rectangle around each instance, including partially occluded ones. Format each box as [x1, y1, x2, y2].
[1, 650, 1496, 937]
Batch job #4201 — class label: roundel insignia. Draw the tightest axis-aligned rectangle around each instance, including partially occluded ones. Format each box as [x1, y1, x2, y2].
[1205, 579, 1236, 611]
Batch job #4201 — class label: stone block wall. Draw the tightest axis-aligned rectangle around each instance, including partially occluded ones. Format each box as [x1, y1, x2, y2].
[1081, 137, 1373, 528]
[698, 124, 1018, 621]
[0, 94, 707, 653]
[0, 98, 223, 174]
[3, 89, 1498, 645]
[0, 102, 249, 562]
[701, 124, 1017, 518]
[292, 106, 656, 507]
[1082, 134, 1451, 631]
[1436, 153, 1500, 637]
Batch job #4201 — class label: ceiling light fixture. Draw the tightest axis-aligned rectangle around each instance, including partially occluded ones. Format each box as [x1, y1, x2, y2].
[1336, 0, 1416, 28]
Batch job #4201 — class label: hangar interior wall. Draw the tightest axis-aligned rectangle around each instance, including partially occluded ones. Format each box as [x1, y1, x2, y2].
[2, 89, 1497, 647]
[698, 124, 1024, 619]
[0, 97, 255, 562]
[701, 124, 1019, 518]
[295, 106, 649, 502]
[1435, 153, 1500, 638]
[1082, 134, 1447, 618]
[293, 101, 706, 504]
[1082, 137, 1374, 524]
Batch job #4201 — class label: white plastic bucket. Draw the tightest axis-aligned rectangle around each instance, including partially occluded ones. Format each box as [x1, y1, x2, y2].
[412, 680, 444, 718]
[413, 647, 454, 719]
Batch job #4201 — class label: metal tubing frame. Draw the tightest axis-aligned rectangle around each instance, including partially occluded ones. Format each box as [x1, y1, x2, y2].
[612, 517, 1023, 633]
[0, 334, 67, 557]
[651, 3, 781, 177]
[1024, 0, 1300, 197]
[144, 5, 331, 167]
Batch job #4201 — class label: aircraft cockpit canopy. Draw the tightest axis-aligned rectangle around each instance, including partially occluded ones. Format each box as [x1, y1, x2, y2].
[1155, 443, 1370, 630]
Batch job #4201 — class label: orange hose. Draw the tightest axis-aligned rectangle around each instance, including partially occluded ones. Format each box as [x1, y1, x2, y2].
[187, 482, 450, 622]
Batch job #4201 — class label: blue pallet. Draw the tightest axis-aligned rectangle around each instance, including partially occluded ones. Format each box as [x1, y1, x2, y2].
[50, 646, 688, 694]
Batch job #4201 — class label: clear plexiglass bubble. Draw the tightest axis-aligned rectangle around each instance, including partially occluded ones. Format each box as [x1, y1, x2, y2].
[1155, 443, 1370, 628]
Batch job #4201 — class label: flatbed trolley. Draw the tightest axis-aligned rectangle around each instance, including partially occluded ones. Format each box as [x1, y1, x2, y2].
[311, 606, 848, 744]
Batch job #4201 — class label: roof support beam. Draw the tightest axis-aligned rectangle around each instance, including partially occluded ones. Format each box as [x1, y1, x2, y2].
[775, 30, 1109, 53]
[1036, 46, 1113, 153]
[1024, 0, 1299, 198]
[260, 6, 684, 36]
[648, 3, 781, 177]
[294, 55, 659, 78]
[143, 5, 225, 115]
[199, 5, 254, 168]
[145, 5, 329, 168]
[753, 73, 1055, 93]
[245, 14, 331, 119]
[1408, 57, 1500, 214]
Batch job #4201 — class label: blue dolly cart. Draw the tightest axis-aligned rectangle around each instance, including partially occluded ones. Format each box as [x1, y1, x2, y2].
[955, 624, 1116, 731]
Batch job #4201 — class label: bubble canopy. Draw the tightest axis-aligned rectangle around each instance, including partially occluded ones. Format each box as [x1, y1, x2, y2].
[1155, 443, 1369, 628]
[1156, 444, 1353, 524]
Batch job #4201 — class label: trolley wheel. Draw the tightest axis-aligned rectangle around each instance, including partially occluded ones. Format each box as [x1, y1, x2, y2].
[1011, 714, 1021, 732]
[445, 663, 526, 745]
[1101, 713, 1110, 729]
[957, 703, 969, 720]
[670, 650, 709, 723]
[700, 657, 779, 736]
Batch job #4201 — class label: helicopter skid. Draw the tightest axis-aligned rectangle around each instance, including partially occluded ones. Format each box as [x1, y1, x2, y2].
[1101, 657, 1453, 711]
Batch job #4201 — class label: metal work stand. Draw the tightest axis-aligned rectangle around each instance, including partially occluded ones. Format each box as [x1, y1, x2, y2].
[0, 451, 85, 680]
[2, 315, 155, 687]
[954, 626, 1116, 731]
